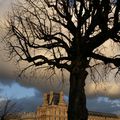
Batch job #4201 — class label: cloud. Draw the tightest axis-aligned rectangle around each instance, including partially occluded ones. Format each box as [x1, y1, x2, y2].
[0, 56, 120, 99]
[0, 0, 12, 18]
[85, 62, 120, 99]
[0, 88, 2, 92]
[0, 0, 120, 116]
[12, 89, 43, 112]
[0, 86, 42, 112]
[87, 97, 120, 114]
[85, 80, 120, 99]
[0, 0, 120, 101]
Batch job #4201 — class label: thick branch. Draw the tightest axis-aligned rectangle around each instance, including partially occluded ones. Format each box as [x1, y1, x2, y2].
[88, 23, 120, 51]
[90, 52, 120, 68]
[25, 55, 70, 70]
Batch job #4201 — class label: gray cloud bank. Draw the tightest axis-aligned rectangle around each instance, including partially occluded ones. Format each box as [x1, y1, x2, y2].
[0, 88, 42, 112]
[13, 90, 43, 112]
[7, 94, 120, 114]
[87, 97, 120, 115]
[1, 88, 119, 114]
[0, 62, 120, 100]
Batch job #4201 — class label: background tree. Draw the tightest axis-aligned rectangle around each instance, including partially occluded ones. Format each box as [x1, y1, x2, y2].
[0, 99, 21, 120]
[4, 0, 120, 120]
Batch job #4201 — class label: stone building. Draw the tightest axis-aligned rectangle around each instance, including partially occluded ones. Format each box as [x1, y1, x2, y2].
[36, 91, 120, 120]
[8, 91, 120, 120]
[21, 112, 36, 120]
[6, 112, 36, 120]
[88, 111, 120, 120]
[36, 91, 67, 120]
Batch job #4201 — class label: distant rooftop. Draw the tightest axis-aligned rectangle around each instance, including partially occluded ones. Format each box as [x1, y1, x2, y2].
[89, 111, 120, 118]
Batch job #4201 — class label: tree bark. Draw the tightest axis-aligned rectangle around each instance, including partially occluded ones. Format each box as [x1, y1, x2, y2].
[68, 59, 88, 120]
[1, 116, 5, 120]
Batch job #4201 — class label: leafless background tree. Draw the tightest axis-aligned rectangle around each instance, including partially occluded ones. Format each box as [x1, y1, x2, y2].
[0, 98, 21, 120]
[4, 0, 120, 119]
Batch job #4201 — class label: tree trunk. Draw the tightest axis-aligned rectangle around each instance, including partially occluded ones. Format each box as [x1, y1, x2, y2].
[68, 59, 88, 120]
[1, 116, 5, 120]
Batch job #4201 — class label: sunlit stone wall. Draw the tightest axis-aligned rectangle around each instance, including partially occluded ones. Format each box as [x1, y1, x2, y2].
[36, 91, 67, 120]
[88, 112, 120, 120]
[21, 112, 36, 120]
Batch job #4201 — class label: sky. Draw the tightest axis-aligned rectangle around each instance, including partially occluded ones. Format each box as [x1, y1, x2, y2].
[0, 0, 120, 115]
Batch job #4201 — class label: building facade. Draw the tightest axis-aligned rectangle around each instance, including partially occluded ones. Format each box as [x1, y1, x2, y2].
[35, 91, 120, 120]
[36, 91, 67, 120]
[8, 91, 120, 120]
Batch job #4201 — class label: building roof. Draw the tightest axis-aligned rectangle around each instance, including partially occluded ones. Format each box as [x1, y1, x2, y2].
[89, 111, 120, 118]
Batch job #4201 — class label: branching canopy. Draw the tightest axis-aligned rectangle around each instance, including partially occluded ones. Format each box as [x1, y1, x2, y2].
[5, 0, 120, 73]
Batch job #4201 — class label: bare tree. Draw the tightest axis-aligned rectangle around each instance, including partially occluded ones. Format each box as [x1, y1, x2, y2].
[4, 0, 120, 119]
[0, 99, 21, 120]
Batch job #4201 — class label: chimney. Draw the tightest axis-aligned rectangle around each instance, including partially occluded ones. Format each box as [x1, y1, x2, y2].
[43, 93, 48, 106]
[59, 91, 65, 105]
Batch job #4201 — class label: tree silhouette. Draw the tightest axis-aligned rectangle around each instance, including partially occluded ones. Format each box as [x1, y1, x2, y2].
[5, 0, 120, 119]
[0, 99, 21, 120]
